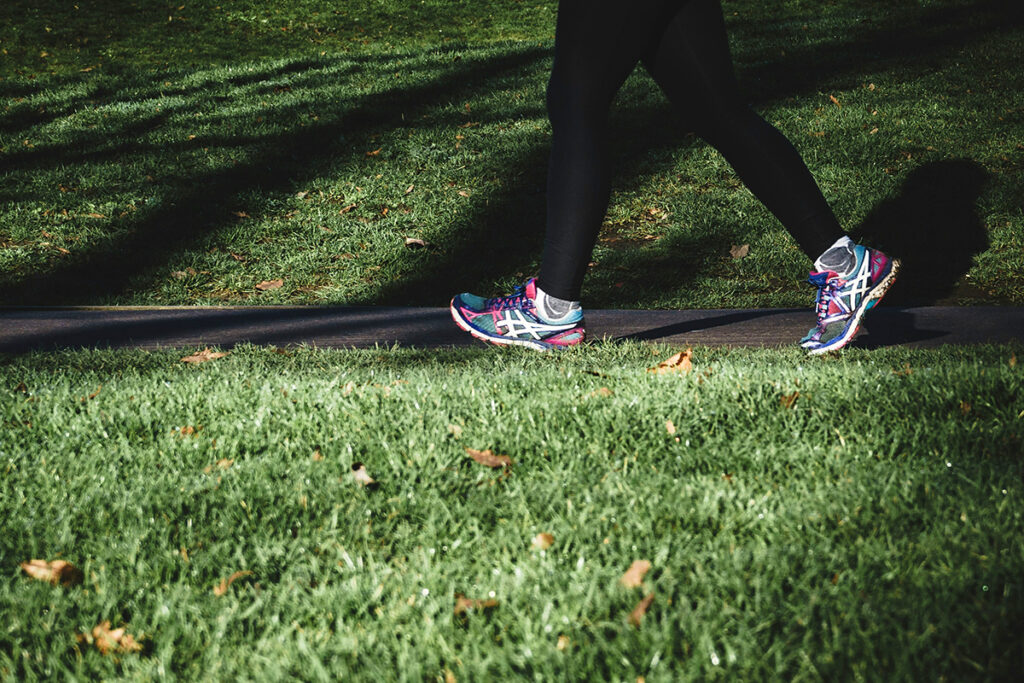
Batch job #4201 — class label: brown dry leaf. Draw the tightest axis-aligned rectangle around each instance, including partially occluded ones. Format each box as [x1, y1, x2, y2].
[531, 533, 555, 551]
[15, 382, 28, 393]
[404, 237, 431, 249]
[312, 449, 324, 462]
[86, 212, 106, 219]
[82, 385, 102, 402]
[556, 635, 570, 651]
[447, 424, 463, 439]
[366, 148, 382, 157]
[256, 279, 283, 291]
[444, 670, 457, 683]
[457, 190, 470, 197]
[213, 570, 253, 596]
[232, 211, 250, 219]
[620, 559, 652, 588]
[180, 348, 228, 364]
[586, 387, 614, 399]
[648, 348, 693, 375]
[404, 184, 415, 195]
[780, 391, 800, 409]
[466, 447, 512, 469]
[296, 191, 308, 199]
[20, 559, 83, 587]
[665, 419, 676, 435]
[177, 425, 201, 437]
[79, 621, 143, 655]
[628, 592, 656, 627]
[893, 363, 913, 377]
[1010, 354, 1017, 368]
[959, 400, 972, 416]
[829, 94, 841, 108]
[351, 462, 376, 487]
[453, 593, 498, 616]
[729, 243, 750, 259]
[202, 458, 233, 474]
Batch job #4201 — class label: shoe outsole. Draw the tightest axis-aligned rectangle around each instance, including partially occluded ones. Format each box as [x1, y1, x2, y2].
[449, 300, 573, 352]
[806, 258, 901, 355]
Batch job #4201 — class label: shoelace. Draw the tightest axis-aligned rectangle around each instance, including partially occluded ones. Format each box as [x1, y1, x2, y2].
[486, 284, 530, 311]
[808, 272, 844, 327]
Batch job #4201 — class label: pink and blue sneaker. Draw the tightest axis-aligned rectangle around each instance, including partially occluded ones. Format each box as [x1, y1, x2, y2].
[450, 278, 585, 351]
[801, 244, 900, 354]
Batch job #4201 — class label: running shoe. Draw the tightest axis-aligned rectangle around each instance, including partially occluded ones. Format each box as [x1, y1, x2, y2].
[450, 278, 585, 351]
[802, 244, 900, 354]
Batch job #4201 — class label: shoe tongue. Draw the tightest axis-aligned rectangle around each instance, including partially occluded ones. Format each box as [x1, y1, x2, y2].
[524, 278, 538, 299]
[807, 270, 838, 286]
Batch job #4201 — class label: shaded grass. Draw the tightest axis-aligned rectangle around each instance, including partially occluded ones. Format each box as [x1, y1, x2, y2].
[0, 0, 1021, 307]
[1, 343, 1023, 679]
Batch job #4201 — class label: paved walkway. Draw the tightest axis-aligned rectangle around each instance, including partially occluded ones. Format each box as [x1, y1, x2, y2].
[1, 306, 1021, 352]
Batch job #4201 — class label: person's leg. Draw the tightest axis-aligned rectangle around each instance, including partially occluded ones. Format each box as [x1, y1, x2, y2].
[451, 0, 677, 350]
[640, 0, 846, 263]
[537, 0, 675, 303]
[641, 0, 898, 352]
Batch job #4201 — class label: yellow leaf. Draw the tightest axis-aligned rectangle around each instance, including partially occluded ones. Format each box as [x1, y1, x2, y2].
[620, 559, 651, 588]
[648, 348, 693, 375]
[20, 559, 83, 587]
[531, 533, 554, 551]
[180, 348, 228, 364]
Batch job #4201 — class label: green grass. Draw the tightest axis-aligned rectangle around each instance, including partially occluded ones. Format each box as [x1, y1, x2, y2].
[2, 343, 1023, 679]
[1, 0, 1022, 308]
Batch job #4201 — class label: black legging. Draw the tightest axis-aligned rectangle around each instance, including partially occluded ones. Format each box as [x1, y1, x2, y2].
[537, 0, 844, 301]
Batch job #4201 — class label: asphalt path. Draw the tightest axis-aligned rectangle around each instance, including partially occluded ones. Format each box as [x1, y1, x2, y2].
[1, 306, 1022, 353]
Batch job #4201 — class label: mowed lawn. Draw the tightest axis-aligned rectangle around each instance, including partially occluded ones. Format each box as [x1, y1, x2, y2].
[0, 0, 1021, 308]
[2, 344, 1022, 679]
[2, 0, 1024, 680]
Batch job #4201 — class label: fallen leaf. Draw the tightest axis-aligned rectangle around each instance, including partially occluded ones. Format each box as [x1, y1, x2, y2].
[959, 400, 972, 416]
[444, 670, 457, 683]
[256, 279, 283, 291]
[15, 382, 28, 393]
[729, 243, 750, 259]
[665, 419, 676, 435]
[458, 190, 470, 197]
[312, 449, 324, 461]
[351, 462, 376, 486]
[620, 560, 652, 588]
[233, 211, 250, 218]
[177, 425, 200, 437]
[79, 621, 143, 655]
[780, 391, 800, 409]
[628, 592, 655, 627]
[366, 148, 382, 157]
[453, 593, 498, 615]
[466, 447, 512, 469]
[213, 570, 253, 596]
[586, 387, 614, 398]
[1010, 354, 1017, 368]
[203, 458, 233, 473]
[648, 348, 693, 375]
[404, 237, 431, 249]
[531, 533, 554, 551]
[86, 212, 106, 219]
[20, 559, 83, 587]
[83, 385, 102, 401]
[829, 94, 841, 108]
[341, 381, 356, 396]
[869, 127, 879, 135]
[339, 203, 357, 214]
[295, 191, 308, 199]
[404, 184, 414, 195]
[447, 424, 463, 439]
[893, 363, 913, 377]
[556, 635, 570, 651]
[180, 348, 228, 364]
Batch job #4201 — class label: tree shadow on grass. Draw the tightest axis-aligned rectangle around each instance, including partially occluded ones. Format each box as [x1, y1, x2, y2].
[0, 0, 1018, 308]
